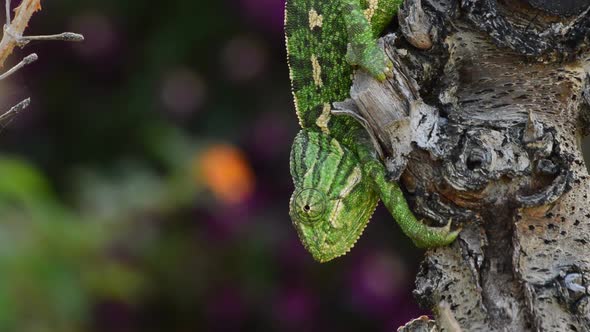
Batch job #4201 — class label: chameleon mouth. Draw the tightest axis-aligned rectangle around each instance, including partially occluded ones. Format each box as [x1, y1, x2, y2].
[314, 222, 370, 263]
[289, 191, 379, 263]
[313, 200, 379, 263]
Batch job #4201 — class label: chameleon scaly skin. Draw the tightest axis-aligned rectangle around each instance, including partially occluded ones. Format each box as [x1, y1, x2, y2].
[286, 0, 459, 262]
[290, 130, 380, 261]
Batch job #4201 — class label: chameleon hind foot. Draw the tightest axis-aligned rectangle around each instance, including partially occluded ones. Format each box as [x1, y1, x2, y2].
[405, 219, 461, 249]
[346, 43, 393, 81]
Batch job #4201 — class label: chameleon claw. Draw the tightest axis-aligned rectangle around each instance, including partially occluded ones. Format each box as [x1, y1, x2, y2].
[347, 43, 393, 82]
[384, 59, 394, 79]
[366, 55, 393, 82]
[361, 56, 393, 82]
[408, 219, 461, 249]
[373, 71, 387, 82]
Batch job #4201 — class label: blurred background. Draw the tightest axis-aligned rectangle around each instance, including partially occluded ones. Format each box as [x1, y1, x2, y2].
[0, 1, 588, 331]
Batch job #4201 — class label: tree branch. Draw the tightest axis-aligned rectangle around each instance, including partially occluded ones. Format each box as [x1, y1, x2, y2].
[0, 0, 83, 125]
[343, 0, 590, 330]
[0, 0, 41, 68]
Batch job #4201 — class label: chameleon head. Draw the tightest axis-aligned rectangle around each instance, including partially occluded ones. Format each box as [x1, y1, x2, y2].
[289, 130, 379, 263]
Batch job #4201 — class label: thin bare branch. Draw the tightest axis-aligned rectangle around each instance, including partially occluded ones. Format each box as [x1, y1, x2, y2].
[0, 98, 30, 129]
[0, 0, 84, 132]
[0, 0, 41, 68]
[0, 53, 36, 80]
[5, 0, 9, 26]
[16, 31, 84, 44]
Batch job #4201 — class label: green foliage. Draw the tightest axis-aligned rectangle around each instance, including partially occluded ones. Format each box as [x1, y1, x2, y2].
[0, 158, 143, 331]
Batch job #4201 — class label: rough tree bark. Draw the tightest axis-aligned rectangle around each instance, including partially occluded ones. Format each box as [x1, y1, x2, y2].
[337, 1, 590, 330]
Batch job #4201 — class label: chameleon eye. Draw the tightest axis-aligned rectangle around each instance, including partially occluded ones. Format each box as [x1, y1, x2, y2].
[292, 188, 327, 223]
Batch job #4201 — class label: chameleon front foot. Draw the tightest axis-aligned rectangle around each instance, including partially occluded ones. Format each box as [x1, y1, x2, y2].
[404, 220, 461, 249]
[346, 44, 393, 81]
[359, 151, 460, 249]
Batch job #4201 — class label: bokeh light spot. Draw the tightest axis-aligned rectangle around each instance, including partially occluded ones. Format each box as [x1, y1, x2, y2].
[359, 253, 405, 300]
[348, 251, 409, 317]
[160, 68, 206, 117]
[70, 12, 117, 59]
[195, 144, 255, 205]
[222, 36, 268, 82]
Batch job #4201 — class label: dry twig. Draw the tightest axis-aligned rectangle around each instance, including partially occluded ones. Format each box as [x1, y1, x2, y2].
[0, 0, 83, 126]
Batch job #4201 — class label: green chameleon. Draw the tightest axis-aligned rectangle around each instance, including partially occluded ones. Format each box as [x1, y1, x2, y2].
[285, 0, 460, 262]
